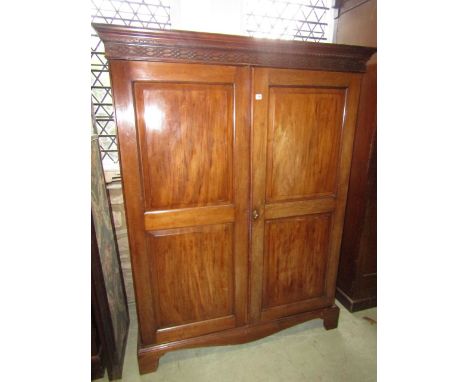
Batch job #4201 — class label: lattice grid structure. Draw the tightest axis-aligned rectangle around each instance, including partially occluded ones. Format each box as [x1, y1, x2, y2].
[91, 0, 171, 169]
[244, 0, 332, 42]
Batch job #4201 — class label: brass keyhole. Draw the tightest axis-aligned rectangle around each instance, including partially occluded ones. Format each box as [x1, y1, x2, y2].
[252, 209, 259, 220]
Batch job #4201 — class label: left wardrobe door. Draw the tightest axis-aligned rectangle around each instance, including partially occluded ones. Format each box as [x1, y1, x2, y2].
[109, 62, 250, 345]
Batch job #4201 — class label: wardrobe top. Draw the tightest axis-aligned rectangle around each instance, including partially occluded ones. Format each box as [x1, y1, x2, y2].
[93, 24, 376, 73]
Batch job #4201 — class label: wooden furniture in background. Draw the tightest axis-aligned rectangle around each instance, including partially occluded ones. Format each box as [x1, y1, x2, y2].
[336, 63, 377, 312]
[94, 24, 375, 375]
[91, 215, 128, 380]
[92, 215, 106, 380]
[92, 214, 129, 380]
[91, 130, 129, 380]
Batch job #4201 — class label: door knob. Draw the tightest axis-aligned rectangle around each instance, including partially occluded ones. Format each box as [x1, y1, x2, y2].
[252, 209, 259, 220]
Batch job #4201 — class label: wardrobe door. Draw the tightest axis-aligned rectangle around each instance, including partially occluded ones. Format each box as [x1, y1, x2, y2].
[250, 68, 361, 322]
[109, 62, 250, 345]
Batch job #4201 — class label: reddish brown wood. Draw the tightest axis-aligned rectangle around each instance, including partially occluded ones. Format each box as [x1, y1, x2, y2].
[137, 305, 340, 374]
[93, 24, 375, 73]
[148, 224, 234, 328]
[144, 205, 235, 231]
[266, 87, 345, 202]
[134, 82, 234, 210]
[260, 296, 332, 322]
[263, 214, 331, 308]
[156, 315, 236, 344]
[95, 25, 374, 375]
[264, 198, 336, 220]
[336, 63, 377, 312]
[250, 68, 362, 324]
[108, 60, 250, 348]
[138, 342, 163, 375]
[323, 305, 340, 330]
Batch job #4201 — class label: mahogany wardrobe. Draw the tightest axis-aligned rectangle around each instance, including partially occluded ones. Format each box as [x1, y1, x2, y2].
[94, 24, 375, 375]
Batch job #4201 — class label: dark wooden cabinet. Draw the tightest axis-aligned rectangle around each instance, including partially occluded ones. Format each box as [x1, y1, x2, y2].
[94, 24, 375, 375]
[336, 63, 377, 312]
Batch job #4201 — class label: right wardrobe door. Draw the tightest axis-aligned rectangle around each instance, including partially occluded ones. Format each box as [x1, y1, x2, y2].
[250, 68, 362, 323]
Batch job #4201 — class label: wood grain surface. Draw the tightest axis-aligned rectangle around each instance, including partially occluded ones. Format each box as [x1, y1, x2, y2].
[99, 26, 373, 375]
[109, 61, 250, 346]
[251, 67, 362, 322]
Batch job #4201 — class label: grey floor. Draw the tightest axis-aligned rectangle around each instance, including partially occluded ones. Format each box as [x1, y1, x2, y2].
[97, 301, 377, 381]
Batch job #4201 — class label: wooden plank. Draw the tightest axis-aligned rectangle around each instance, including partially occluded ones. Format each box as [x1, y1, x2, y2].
[265, 198, 336, 220]
[156, 315, 236, 344]
[144, 205, 235, 230]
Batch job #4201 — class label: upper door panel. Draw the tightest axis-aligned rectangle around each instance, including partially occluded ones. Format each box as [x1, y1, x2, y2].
[266, 87, 345, 202]
[134, 82, 234, 210]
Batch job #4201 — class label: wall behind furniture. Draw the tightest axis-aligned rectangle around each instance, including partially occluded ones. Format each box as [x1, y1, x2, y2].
[171, 0, 244, 35]
[334, 0, 376, 61]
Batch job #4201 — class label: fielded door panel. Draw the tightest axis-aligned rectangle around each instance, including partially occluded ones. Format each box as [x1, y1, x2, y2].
[250, 68, 362, 322]
[109, 61, 250, 345]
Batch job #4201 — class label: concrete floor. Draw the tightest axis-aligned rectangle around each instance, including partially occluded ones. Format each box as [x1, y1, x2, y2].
[97, 301, 376, 381]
